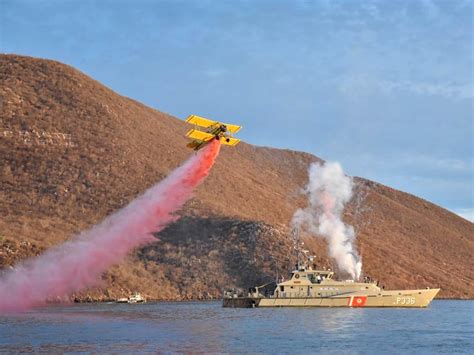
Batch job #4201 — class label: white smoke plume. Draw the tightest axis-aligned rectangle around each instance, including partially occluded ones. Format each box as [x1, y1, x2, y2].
[292, 161, 362, 280]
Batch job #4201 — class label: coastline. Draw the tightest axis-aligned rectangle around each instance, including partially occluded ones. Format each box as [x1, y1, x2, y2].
[69, 296, 472, 304]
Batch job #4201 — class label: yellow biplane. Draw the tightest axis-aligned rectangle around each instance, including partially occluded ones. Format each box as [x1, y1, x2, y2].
[185, 114, 242, 151]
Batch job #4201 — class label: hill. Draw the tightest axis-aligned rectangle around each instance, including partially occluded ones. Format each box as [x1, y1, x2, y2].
[1, 54, 473, 300]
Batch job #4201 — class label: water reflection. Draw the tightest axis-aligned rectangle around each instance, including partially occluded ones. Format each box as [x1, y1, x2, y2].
[317, 308, 365, 333]
[0, 301, 472, 353]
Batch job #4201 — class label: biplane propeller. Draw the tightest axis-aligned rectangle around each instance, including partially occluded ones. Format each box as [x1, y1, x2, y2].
[185, 115, 242, 151]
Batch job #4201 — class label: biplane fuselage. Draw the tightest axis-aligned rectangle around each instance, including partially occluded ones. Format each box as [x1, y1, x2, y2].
[185, 115, 241, 151]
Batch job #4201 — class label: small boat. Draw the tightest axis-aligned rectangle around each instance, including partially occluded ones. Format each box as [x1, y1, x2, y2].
[115, 292, 146, 304]
[127, 292, 146, 303]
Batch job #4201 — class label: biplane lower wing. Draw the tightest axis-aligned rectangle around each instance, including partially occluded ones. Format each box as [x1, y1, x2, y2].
[220, 136, 240, 146]
[185, 115, 217, 129]
[186, 129, 215, 141]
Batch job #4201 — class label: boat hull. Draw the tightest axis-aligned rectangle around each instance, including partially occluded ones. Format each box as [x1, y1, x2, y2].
[223, 288, 440, 308]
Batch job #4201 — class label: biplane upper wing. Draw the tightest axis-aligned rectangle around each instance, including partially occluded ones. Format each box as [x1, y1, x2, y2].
[186, 129, 215, 141]
[186, 114, 242, 134]
[185, 115, 217, 128]
[223, 123, 242, 134]
[220, 136, 240, 146]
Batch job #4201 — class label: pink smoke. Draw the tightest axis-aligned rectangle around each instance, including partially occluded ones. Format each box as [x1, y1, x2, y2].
[0, 140, 221, 312]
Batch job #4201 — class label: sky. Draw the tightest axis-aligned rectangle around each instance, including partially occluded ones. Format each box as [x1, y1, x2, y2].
[1, 0, 473, 221]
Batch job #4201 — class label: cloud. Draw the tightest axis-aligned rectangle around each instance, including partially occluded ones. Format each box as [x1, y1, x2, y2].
[351, 153, 473, 177]
[339, 74, 473, 100]
[383, 81, 473, 100]
[397, 155, 473, 176]
[203, 68, 228, 78]
[421, 0, 440, 18]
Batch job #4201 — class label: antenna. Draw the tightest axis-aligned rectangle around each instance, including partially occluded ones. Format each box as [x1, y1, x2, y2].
[291, 227, 302, 270]
[291, 227, 318, 271]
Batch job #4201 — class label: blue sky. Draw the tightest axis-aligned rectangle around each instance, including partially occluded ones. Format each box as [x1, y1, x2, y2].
[1, 0, 473, 221]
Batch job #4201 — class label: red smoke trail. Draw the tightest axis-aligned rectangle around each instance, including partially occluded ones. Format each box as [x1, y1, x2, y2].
[0, 140, 221, 312]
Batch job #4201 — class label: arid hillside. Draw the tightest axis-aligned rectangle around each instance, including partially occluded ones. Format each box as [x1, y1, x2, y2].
[1, 54, 473, 300]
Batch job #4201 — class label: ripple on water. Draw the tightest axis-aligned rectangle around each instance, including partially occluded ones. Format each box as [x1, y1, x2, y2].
[0, 300, 473, 353]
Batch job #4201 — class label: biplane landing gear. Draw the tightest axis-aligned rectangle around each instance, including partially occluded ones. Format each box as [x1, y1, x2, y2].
[226, 138, 230, 143]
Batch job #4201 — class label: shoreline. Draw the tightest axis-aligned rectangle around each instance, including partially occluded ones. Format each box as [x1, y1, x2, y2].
[70, 297, 472, 304]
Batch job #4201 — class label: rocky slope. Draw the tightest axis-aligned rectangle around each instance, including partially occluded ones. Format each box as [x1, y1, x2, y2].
[1, 54, 472, 300]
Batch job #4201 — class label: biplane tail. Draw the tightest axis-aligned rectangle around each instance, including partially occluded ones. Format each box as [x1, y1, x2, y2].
[187, 141, 201, 149]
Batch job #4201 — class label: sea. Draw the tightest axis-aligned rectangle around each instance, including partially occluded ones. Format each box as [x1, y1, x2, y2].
[0, 300, 472, 354]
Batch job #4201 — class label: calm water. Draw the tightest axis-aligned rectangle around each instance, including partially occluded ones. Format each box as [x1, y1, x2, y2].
[0, 300, 472, 354]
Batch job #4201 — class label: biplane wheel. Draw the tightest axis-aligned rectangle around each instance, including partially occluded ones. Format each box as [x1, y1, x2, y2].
[226, 138, 230, 142]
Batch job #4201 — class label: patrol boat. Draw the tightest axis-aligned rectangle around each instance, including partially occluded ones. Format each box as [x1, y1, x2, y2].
[223, 265, 439, 308]
[223, 232, 439, 308]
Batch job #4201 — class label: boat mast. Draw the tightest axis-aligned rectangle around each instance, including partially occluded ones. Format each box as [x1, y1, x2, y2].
[291, 227, 315, 271]
[291, 227, 302, 270]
